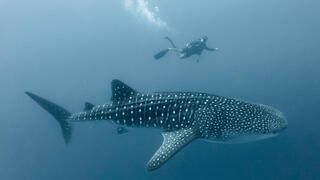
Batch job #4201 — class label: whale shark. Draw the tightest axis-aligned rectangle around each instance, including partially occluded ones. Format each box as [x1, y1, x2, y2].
[25, 79, 288, 171]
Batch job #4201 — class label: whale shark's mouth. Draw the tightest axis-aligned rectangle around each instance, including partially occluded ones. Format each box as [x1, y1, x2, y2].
[226, 133, 279, 144]
[273, 125, 288, 134]
[205, 132, 279, 144]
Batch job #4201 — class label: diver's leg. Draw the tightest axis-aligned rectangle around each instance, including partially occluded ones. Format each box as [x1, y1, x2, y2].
[168, 48, 183, 53]
[196, 55, 200, 63]
[165, 37, 177, 48]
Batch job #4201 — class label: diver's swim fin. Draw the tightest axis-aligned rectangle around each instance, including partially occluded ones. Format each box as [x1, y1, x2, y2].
[154, 49, 169, 60]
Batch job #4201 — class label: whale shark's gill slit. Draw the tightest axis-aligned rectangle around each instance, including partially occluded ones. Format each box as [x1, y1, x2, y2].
[188, 109, 194, 125]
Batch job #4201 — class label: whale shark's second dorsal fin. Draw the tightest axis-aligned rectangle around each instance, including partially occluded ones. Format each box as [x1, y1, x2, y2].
[147, 128, 199, 171]
[111, 79, 137, 101]
[84, 102, 94, 111]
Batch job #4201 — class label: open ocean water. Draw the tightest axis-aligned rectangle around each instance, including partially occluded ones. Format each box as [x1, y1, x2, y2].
[1, 0, 319, 179]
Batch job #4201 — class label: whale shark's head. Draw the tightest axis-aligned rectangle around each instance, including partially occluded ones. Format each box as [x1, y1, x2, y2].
[199, 103, 288, 143]
[224, 104, 288, 143]
[259, 104, 288, 135]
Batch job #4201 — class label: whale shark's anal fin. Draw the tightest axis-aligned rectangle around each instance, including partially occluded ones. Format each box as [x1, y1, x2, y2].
[111, 79, 138, 101]
[147, 128, 199, 171]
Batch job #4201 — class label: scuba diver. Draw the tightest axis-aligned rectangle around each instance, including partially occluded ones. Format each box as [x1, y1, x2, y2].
[154, 36, 218, 62]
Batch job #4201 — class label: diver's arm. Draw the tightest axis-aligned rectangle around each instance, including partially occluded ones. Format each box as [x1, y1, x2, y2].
[196, 51, 203, 63]
[204, 46, 218, 51]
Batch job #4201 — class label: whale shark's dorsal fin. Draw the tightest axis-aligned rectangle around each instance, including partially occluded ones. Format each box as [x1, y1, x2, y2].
[111, 79, 138, 101]
[147, 128, 199, 171]
[84, 102, 94, 111]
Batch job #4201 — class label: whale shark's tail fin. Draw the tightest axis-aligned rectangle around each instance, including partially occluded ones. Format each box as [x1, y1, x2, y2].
[154, 37, 178, 60]
[25, 92, 72, 144]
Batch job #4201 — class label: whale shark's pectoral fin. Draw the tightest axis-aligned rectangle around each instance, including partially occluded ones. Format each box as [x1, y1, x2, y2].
[147, 128, 199, 171]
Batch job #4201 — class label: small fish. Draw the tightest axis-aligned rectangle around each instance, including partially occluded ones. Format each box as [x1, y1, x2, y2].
[117, 126, 128, 135]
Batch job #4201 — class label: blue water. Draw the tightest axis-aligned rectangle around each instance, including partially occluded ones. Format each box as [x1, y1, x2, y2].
[1, 0, 319, 179]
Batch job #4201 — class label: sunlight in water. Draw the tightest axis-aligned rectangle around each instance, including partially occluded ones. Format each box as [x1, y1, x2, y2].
[123, 0, 170, 31]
